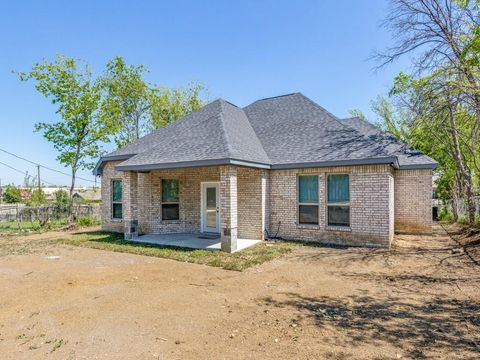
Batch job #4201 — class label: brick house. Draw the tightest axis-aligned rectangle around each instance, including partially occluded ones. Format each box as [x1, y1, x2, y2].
[94, 93, 437, 252]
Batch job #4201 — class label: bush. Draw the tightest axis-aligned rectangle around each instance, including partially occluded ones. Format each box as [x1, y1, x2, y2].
[76, 216, 99, 227]
[27, 189, 47, 206]
[438, 206, 453, 222]
[54, 189, 70, 211]
[457, 215, 469, 225]
[2, 185, 22, 203]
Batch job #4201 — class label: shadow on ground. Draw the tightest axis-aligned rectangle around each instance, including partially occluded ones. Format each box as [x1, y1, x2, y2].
[259, 293, 480, 358]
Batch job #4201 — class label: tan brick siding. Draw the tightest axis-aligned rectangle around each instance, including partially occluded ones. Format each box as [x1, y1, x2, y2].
[101, 161, 432, 247]
[394, 169, 433, 234]
[237, 167, 263, 239]
[101, 163, 265, 239]
[101, 161, 125, 233]
[269, 165, 395, 247]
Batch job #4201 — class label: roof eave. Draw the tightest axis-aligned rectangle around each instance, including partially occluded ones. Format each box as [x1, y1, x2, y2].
[271, 156, 400, 170]
[114, 158, 271, 172]
[398, 163, 438, 170]
[93, 154, 134, 176]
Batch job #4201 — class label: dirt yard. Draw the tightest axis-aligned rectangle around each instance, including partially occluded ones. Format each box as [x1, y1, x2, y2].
[0, 225, 479, 359]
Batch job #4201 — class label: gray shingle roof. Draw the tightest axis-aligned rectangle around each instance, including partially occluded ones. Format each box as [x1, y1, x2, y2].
[94, 93, 437, 175]
[111, 99, 270, 172]
[341, 117, 437, 169]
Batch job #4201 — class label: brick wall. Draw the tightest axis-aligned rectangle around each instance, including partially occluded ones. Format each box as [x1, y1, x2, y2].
[101, 163, 265, 239]
[394, 169, 433, 234]
[237, 167, 264, 239]
[101, 161, 125, 233]
[101, 161, 432, 246]
[269, 164, 395, 247]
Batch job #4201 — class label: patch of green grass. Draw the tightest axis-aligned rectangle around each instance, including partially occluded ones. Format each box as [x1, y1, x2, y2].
[55, 232, 299, 271]
[75, 216, 100, 227]
[0, 219, 68, 235]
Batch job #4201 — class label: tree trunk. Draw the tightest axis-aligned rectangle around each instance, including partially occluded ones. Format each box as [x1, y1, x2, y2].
[69, 167, 77, 223]
[447, 101, 476, 223]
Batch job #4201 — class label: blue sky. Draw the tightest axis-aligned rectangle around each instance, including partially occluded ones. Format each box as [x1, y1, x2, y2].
[0, 0, 411, 186]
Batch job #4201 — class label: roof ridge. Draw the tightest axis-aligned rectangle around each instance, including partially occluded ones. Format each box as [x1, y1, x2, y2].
[243, 92, 301, 108]
[218, 100, 234, 158]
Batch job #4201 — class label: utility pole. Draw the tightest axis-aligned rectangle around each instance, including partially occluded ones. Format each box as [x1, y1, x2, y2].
[37, 165, 41, 192]
[0, 177, 2, 205]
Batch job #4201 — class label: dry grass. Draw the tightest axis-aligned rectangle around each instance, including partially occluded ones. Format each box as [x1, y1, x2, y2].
[55, 231, 300, 271]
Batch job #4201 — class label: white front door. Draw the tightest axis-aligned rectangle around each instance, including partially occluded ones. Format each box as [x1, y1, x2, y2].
[202, 182, 220, 233]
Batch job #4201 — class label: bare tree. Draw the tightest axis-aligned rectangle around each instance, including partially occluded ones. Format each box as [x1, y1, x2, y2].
[375, 0, 480, 125]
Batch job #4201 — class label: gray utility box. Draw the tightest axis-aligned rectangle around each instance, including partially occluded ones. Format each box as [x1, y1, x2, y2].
[125, 219, 138, 240]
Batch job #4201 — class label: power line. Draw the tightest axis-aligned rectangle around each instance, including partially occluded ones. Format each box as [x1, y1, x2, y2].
[0, 147, 96, 183]
[0, 161, 58, 186]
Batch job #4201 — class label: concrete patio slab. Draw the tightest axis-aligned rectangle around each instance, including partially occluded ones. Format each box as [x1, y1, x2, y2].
[132, 233, 261, 252]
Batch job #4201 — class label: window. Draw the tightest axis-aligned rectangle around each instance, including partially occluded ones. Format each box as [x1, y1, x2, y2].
[112, 179, 123, 219]
[298, 175, 319, 224]
[327, 174, 350, 227]
[162, 179, 179, 220]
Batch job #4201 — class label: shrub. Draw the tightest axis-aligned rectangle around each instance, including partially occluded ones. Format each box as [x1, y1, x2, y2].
[27, 189, 47, 206]
[457, 215, 469, 225]
[54, 189, 70, 211]
[2, 185, 22, 203]
[438, 206, 453, 222]
[76, 216, 99, 227]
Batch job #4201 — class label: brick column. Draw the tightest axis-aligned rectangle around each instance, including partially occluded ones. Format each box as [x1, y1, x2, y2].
[123, 171, 138, 240]
[260, 169, 270, 240]
[220, 166, 238, 252]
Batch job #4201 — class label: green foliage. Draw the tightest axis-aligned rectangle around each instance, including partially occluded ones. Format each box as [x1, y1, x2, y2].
[75, 216, 99, 227]
[57, 232, 299, 271]
[373, 69, 479, 205]
[17, 55, 117, 181]
[458, 215, 470, 225]
[99, 56, 151, 147]
[438, 207, 453, 222]
[100, 56, 205, 147]
[53, 189, 70, 210]
[149, 83, 205, 129]
[2, 185, 22, 203]
[0, 219, 68, 235]
[28, 189, 47, 206]
[348, 109, 367, 120]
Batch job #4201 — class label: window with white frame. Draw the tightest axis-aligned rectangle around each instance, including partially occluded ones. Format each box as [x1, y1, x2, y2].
[327, 174, 350, 227]
[298, 175, 319, 225]
[112, 179, 123, 219]
[162, 179, 179, 220]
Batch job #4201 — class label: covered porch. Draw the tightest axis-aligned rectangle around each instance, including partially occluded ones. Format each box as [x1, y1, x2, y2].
[117, 164, 269, 253]
[134, 233, 261, 252]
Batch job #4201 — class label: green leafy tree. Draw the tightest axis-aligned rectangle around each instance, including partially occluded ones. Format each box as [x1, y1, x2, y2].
[100, 56, 151, 147]
[17, 55, 117, 200]
[100, 56, 205, 147]
[2, 185, 22, 204]
[149, 83, 204, 129]
[373, 0, 480, 224]
[373, 71, 479, 222]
